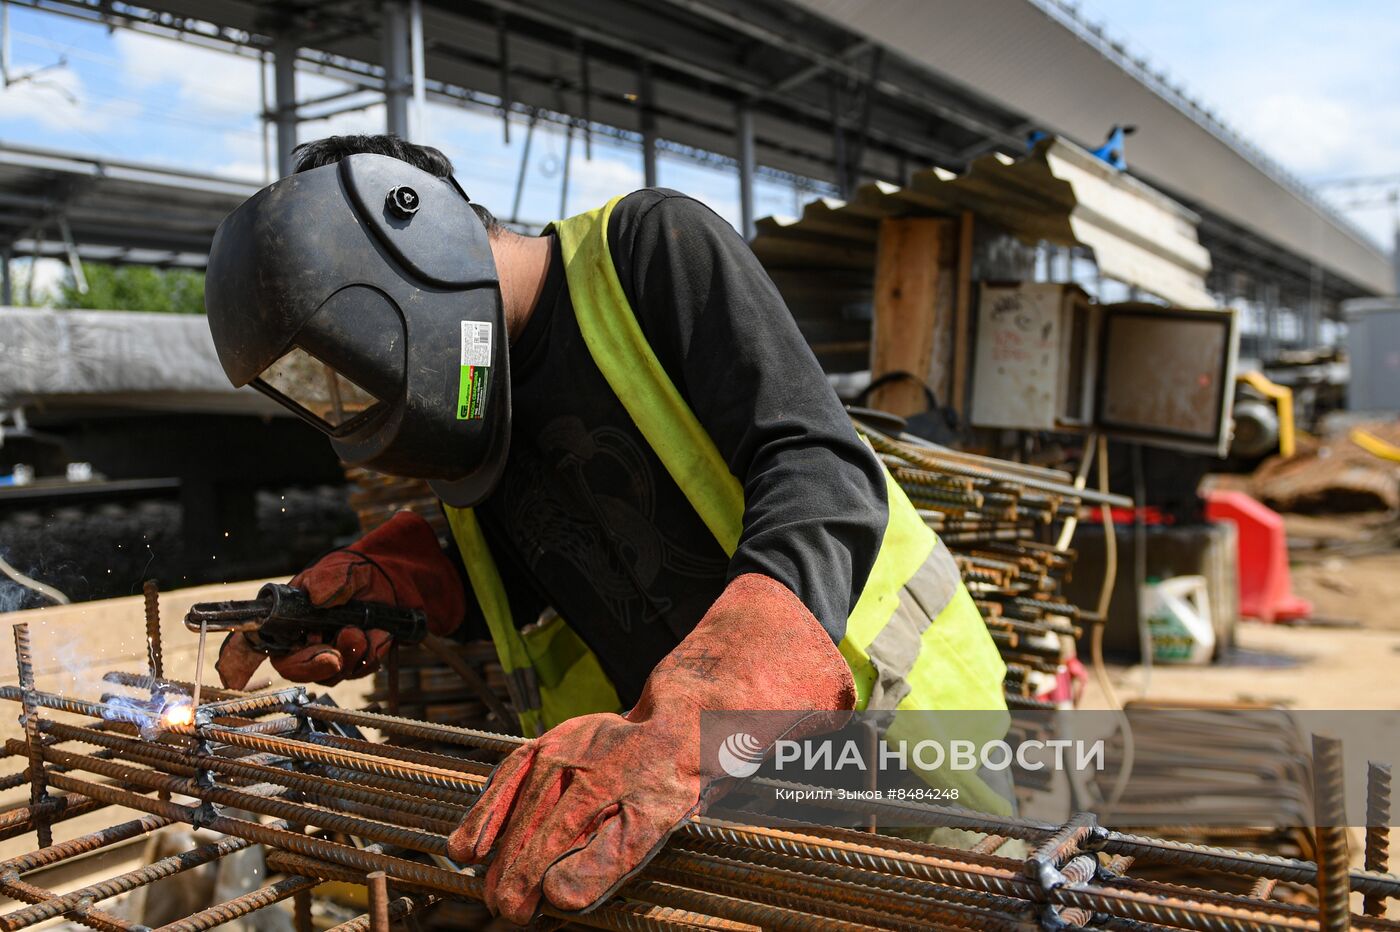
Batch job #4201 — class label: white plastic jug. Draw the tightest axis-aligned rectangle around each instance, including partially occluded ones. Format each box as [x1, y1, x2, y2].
[1140, 575, 1215, 665]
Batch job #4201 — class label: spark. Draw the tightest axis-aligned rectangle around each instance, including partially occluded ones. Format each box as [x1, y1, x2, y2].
[163, 703, 194, 727]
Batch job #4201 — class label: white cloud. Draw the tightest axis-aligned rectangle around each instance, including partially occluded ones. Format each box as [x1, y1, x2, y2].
[0, 62, 125, 132]
[112, 30, 363, 125]
[112, 32, 261, 117]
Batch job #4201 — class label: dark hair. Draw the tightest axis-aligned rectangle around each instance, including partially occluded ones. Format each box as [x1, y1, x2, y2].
[292, 134, 501, 233]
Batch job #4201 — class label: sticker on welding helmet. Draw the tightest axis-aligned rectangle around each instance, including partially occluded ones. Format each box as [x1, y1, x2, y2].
[462, 321, 493, 368]
[457, 365, 489, 420]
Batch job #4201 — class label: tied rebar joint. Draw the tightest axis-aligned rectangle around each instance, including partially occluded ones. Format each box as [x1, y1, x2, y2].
[189, 797, 222, 831]
[289, 689, 316, 736]
[1025, 813, 1100, 896]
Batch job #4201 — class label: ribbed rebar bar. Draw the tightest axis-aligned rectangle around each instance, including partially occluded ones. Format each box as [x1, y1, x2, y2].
[152, 874, 320, 932]
[0, 814, 170, 876]
[1314, 734, 1353, 932]
[41, 772, 748, 932]
[40, 720, 467, 829]
[1053, 883, 1318, 932]
[298, 702, 522, 753]
[195, 686, 305, 719]
[0, 872, 136, 932]
[0, 827, 256, 930]
[102, 670, 250, 701]
[366, 871, 390, 932]
[11, 624, 50, 849]
[25, 743, 451, 859]
[142, 580, 163, 684]
[304, 730, 494, 776]
[677, 835, 1023, 912]
[1100, 834, 1400, 900]
[0, 794, 106, 843]
[1364, 761, 1391, 918]
[624, 876, 907, 932]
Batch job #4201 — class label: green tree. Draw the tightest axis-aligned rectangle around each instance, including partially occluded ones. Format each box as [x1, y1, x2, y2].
[55, 262, 205, 314]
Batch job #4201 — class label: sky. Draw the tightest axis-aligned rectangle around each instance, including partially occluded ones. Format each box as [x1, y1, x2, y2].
[0, 1, 1394, 298]
[1084, 0, 1400, 248]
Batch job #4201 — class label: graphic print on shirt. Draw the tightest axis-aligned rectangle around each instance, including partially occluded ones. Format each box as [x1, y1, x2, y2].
[503, 415, 727, 633]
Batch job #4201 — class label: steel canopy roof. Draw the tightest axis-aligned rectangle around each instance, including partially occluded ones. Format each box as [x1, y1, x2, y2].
[0, 142, 257, 268]
[20, 0, 1392, 301]
[790, 0, 1393, 298]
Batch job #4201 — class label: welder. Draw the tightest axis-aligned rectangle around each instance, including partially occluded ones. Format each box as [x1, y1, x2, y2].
[202, 134, 1007, 925]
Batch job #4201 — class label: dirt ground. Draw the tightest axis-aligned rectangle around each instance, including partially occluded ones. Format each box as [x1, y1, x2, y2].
[1082, 509, 1400, 708]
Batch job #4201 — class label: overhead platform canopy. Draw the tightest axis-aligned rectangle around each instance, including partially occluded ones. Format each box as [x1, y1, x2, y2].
[790, 0, 1393, 300]
[0, 143, 256, 269]
[753, 137, 1213, 309]
[23, 0, 1391, 306]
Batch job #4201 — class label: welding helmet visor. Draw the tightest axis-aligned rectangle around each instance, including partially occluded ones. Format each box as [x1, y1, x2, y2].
[204, 153, 509, 507]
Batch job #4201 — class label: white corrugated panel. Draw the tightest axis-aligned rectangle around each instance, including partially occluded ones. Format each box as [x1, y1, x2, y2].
[752, 137, 1215, 309]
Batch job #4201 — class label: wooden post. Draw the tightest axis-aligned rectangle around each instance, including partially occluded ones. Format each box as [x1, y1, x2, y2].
[868, 217, 957, 417]
[951, 210, 975, 417]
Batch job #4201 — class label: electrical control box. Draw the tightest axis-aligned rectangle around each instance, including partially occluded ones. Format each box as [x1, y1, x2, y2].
[971, 284, 1238, 456]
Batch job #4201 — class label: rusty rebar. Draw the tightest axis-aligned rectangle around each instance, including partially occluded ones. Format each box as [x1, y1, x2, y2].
[367, 871, 391, 932]
[152, 874, 321, 932]
[0, 872, 137, 932]
[11, 624, 50, 848]
[1365, 761, 1391, 918]
[0, 814, 170, 876]
[323, 896, 441, 932]
[624, 876, 912, 932]
[102, 670, 249, 702]
[1251, 877, 1279, 900]
[143, 580, 163, 683]
[304, 730, 494, 776]
[40, 772, 751, 932]
[293, 890, 313, 932]
[39, 721, 468, 829]
[0, 794, 107, 843]
[0, 828, 256, 930]
[25, 743, 452, 859]
[298, 702, 522, 753]
[1313, 734, 1353, 932]
[194, 686, 305, 719]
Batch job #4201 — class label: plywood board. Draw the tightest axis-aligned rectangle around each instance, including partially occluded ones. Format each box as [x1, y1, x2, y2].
[868, 217, 957, 416]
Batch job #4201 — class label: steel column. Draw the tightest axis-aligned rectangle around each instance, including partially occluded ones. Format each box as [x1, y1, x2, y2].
[409, 0, 426, 139]
[736, 102, 755, 240]
[271, 36, 299, 178]
[640, 61, 657, 187]
[381, 1, 411, 138]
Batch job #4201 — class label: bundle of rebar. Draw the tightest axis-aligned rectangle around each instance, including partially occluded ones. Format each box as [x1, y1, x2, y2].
[864, 426, 1128, 709]
[2, 616, 1396, 932]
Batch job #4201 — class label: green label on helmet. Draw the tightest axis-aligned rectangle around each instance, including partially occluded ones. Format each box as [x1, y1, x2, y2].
[456, 365, 489, 420]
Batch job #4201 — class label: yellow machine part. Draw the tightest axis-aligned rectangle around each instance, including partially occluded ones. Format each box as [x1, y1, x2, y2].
[1350, 427, 1400, 463]
[1236, 370, 1296, 459]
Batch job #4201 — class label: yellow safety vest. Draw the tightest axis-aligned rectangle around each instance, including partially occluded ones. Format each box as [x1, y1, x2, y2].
[443, 195, 1009, 813]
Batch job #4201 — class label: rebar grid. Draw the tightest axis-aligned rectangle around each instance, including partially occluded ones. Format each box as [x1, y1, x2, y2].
[2, 676, 1397, 932]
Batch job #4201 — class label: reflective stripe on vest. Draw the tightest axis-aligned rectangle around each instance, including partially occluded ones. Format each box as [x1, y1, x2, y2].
[445, 196, 1009, 811]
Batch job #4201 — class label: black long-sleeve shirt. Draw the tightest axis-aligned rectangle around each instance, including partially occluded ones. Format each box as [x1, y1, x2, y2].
[461, 189, 889, 705]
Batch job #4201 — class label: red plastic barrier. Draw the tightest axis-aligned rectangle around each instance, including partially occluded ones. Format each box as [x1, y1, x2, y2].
[1204, 489, 1312, 623]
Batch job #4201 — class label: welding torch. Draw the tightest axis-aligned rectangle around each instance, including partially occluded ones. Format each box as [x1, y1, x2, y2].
[184, 583, 429, 657]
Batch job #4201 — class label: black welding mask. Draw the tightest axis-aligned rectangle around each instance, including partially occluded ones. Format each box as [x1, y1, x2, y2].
[204, 154, 509, 507]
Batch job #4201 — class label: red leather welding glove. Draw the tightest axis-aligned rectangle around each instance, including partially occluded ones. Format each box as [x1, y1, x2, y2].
[447, 573, 855, 924]
[216, 511, 466, 689]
